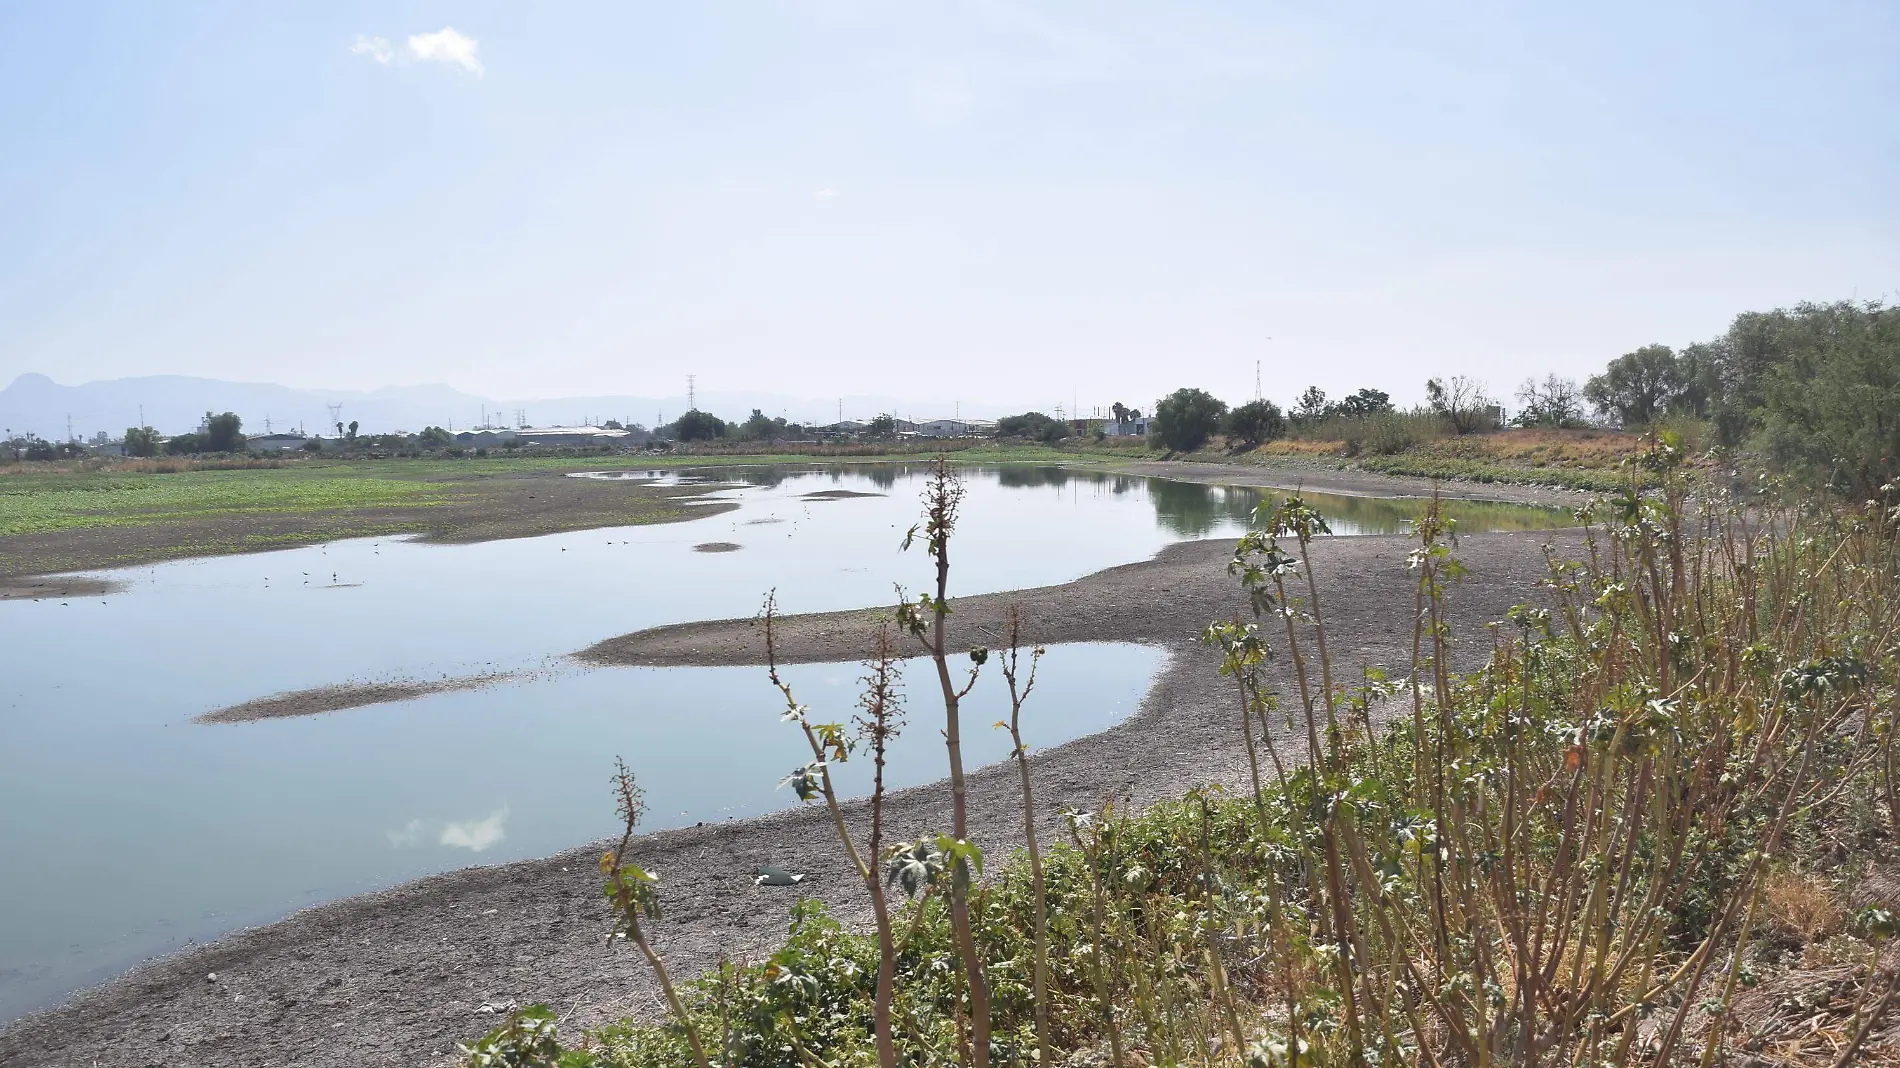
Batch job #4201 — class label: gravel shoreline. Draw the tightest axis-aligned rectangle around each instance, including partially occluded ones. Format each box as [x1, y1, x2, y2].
[1, 524, 1584, 1068]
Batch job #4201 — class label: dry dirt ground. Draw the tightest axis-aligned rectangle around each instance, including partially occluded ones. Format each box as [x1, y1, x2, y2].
[0, 525, 1582, 1068]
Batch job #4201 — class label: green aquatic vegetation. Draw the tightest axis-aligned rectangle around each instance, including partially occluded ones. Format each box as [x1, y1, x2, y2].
[0, 468, 448, 536]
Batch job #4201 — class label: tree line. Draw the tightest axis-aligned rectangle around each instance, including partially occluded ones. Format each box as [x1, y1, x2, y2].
[1012, 298, 1894, 497]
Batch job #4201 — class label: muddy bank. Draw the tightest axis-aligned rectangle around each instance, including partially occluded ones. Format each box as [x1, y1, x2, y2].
[0, 575, 121, 601]
[0, 527, 1582, 1068]
[196, 675, 514, 724]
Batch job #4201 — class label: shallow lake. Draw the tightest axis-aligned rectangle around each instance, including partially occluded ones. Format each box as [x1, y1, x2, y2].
[0, 463, 1569, 1022]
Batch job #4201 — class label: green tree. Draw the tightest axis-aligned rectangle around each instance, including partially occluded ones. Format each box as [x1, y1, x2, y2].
[1515, 375, 1586, 428]
[1583, 344, 1681, 427]
[1223, 399, 1287, 448]
[1334, 388, 1393, 417]
[1293, 386, 1328, 422]
[1755, 301, 1899, 498]
[996, 412, 1066, 442]
[674, 410, 727, 442]
[865, 414, 897, 438]
[738, 409, 781, 442]
[1153, 388, 1227, 452]
[417, 426, 454, 448]
[123, 426, 160, 457]
[204, 411, 244, 452]
[347, 420, 359, 441]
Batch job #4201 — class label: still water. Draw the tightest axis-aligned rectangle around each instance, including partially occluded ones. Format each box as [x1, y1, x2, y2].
[0, 464, 1568, 1022]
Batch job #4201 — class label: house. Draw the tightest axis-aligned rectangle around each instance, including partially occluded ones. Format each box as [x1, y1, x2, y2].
[1103, 417, 1153, 438]
[917, 418, 998, 438]
[246, 433, 309, 452]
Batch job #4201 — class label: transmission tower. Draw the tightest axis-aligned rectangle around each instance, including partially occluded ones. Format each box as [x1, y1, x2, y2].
[687, 375, 697, 412]
[325, 403, 344, 435]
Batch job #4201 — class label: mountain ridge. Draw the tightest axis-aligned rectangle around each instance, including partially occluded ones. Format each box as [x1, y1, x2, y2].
[0, 374, 1022, 438]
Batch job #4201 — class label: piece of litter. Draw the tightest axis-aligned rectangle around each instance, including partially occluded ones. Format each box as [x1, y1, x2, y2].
[755, 865, 806, 887]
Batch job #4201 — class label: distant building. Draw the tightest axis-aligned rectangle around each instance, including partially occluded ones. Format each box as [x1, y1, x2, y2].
[917, 418, 998, 438]
[512, 425, 630, 447]
[246, 433, 309, 452]
[1103, 417, 1153, 438]
[454, 428, 518, 447]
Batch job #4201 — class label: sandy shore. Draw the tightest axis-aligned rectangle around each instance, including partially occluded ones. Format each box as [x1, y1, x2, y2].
[0, 522, 1582, 1067]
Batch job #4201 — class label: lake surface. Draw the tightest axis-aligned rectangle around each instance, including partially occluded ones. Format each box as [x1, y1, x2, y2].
[0, 463, 1569, 1022]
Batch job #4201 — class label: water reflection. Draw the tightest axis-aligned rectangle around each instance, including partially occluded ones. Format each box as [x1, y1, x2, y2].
[1148, 478, 1258, 536]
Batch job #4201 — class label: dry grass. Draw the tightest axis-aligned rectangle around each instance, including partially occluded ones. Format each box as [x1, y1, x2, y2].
[1766, 870, 1849, 943]
[1445, 427, 1647, 466]
[1244, 427, 1649, 471]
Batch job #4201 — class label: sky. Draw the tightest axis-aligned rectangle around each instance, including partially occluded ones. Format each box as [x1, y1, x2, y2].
[1, 1, 1894, 414]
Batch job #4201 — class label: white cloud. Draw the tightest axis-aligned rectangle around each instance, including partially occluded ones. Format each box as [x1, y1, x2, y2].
[408, 27, 484, 76]
[815, 188, 840, 199]
[440, 806, 509, 851]
[351, 35, 394, 65]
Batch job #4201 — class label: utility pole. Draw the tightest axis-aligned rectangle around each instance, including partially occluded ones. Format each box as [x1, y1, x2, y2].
[66, 413, 74, 442]
[138, 404, 145, 430]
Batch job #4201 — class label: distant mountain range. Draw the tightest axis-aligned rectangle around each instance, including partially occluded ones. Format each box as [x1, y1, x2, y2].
[0, 374, 1019, 439]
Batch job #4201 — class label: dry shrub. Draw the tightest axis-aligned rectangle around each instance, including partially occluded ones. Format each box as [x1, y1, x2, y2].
[1765, 869, 1847, 943]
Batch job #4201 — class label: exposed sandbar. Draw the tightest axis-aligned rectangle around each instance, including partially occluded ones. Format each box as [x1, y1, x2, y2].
[196, 674, 510, 724]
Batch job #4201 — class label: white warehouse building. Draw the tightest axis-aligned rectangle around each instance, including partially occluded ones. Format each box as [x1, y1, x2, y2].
[917, 418, 996, 438]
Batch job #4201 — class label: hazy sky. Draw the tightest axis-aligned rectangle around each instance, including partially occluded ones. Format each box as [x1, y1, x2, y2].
[2, 2, 1894, 412]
